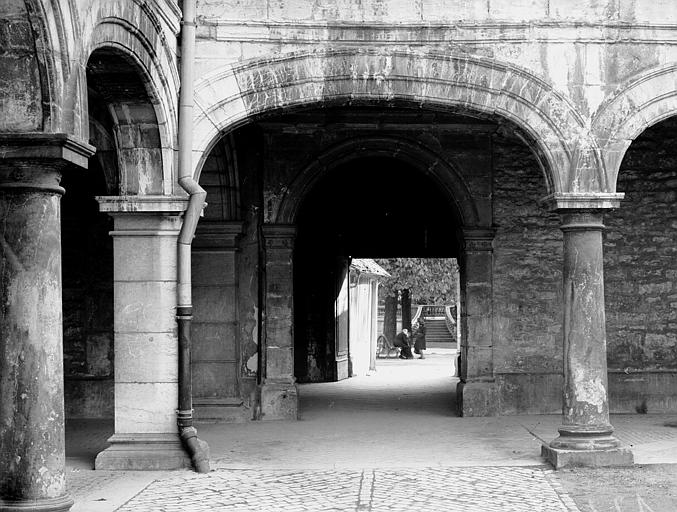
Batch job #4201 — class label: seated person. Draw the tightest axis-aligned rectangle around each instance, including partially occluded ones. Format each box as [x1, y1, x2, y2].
[394, 328, 414, 359]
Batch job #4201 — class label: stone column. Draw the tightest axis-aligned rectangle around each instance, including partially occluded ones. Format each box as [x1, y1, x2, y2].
[94, 197, 192, 470]
[542, 199, 633, 468]
[258, 224, 298, 420]
[457, 228, 497, 416]
[0, 135, 92, 512]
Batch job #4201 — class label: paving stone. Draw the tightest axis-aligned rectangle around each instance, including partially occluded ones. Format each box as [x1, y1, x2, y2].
[116, 466, 577, 511]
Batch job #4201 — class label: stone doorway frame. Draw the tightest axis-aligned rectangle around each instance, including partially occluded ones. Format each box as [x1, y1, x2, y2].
[262, 135, 491, 418]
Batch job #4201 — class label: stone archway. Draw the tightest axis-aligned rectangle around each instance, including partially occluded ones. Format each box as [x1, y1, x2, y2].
[592, 63, 677, 193]
[287, 139, 475, 386]
[274, 135, 482, 227]
[192, 48, 597, 194]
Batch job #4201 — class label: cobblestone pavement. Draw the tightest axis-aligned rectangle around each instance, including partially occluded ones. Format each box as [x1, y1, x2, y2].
[65, 352, 677, 511]
[114, 466, 577, 512]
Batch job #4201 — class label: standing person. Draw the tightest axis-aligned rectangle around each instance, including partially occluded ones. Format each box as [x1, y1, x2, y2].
[413, 319, 427, 359]
[394, 328, 414, 359]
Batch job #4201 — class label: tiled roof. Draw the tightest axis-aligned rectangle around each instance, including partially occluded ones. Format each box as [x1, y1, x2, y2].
[350, 258, 390, 277]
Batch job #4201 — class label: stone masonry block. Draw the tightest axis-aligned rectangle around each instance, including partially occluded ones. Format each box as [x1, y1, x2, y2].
[113, 235, 177, 281]
[114, 281, 177, 334]
[192, 251, 237, 286]
[115, 332, 178, 383]
[192, 322, 238, 361]
[193, 285, 237, 323]
[192, 361, 238, 398]
[115, 382, 178, 434]
[457, 381, 498, 416]
[266, 346, 294, 380]
[258, 381, 298, 421]
[465, 285, 492, 315]
[465, 346, 494, 377]
[466, 316, 493, 346]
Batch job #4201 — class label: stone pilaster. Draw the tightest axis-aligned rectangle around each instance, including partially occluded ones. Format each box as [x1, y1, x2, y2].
[457, 228, 497, 416]
[542, 195, 633, 468]
[0, 134, 93, 512]
[192, 221, 248, 422]
[258, 224, 298, 420]
[94, 197, 192, 470]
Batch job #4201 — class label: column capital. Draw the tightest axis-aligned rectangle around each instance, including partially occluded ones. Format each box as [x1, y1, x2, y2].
[543, 192, 624, 211]
[96, 195, 189, 215]
[194, 221, 244, 250]
[0, 132, 95, 169]
[261, 223, 296, 249]
[462, 227, 496, 252]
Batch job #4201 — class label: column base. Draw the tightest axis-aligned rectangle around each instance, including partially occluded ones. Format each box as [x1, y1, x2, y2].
[94, 433, 191, 470]
[541, 444, 634, 469]
[542, 425, 634, 468]
[257, 381, 298, 420]
[456, 380, 498, 416]
[0, 495, 73, 512]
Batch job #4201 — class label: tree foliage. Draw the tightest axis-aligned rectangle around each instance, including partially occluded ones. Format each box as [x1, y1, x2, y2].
[375, 258, 459, 304]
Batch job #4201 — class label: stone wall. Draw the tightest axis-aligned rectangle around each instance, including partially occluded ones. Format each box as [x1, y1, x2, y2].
[61, 167, 115, 419]
[0, 0, 42, 131]
[491, 132, 564, 414]
[191, 126, 263, 421]
[605, 118, 677, 413]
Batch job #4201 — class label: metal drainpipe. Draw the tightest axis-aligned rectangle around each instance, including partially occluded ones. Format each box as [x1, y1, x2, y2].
[176, 0, 210, 473]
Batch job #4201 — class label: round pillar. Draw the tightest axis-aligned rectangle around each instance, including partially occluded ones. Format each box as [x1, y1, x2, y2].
[554, 211, 616, 447]
[542, 207, 633, 469]
[0, 166, 72, 511]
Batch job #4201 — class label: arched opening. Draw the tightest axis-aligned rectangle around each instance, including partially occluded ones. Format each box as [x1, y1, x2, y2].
[63, 47, 164, 465]
[190, 102, 563, 422]
[604, 116, 677, 413]
[293, 155, 461, 383]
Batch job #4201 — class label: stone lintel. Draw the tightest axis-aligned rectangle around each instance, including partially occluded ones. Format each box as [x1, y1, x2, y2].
[96, 195, 190, 215]
[543, 192, 625, 211]
[541, 444, 634, 469]
[95, 433, 191, 471]
[257, 380, 298, 420]
[0, 132, 95, 169]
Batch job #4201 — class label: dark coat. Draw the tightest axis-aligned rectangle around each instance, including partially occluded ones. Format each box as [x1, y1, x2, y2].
[394, 331, 410, 348]
[413, 324, 426, 351]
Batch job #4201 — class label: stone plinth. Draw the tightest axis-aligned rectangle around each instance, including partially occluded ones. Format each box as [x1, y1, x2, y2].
[542, 444, 634, 469]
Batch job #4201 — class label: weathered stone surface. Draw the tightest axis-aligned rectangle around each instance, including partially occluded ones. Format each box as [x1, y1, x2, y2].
[5, 0, 677, 486]
[95, 206, 187, 469]
[0, 166, 70, 509]
[257, 381, 298, 421]
[456, 381, 498, 417]
[541, 444, 634, 470]
[604, 118, 677, 412]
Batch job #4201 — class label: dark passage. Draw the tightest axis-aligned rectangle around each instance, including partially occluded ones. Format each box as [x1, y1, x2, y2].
[294, 156, 460, 383]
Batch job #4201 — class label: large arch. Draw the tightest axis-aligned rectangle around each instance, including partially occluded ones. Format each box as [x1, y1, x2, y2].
[193, 48, 602, 194]
[274, 135, 482, 228]
[592, 63, 677, 192]
[76, 0, 180, 193]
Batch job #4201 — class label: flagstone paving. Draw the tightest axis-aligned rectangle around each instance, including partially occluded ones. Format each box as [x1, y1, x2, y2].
[113, 466, 577, 512]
